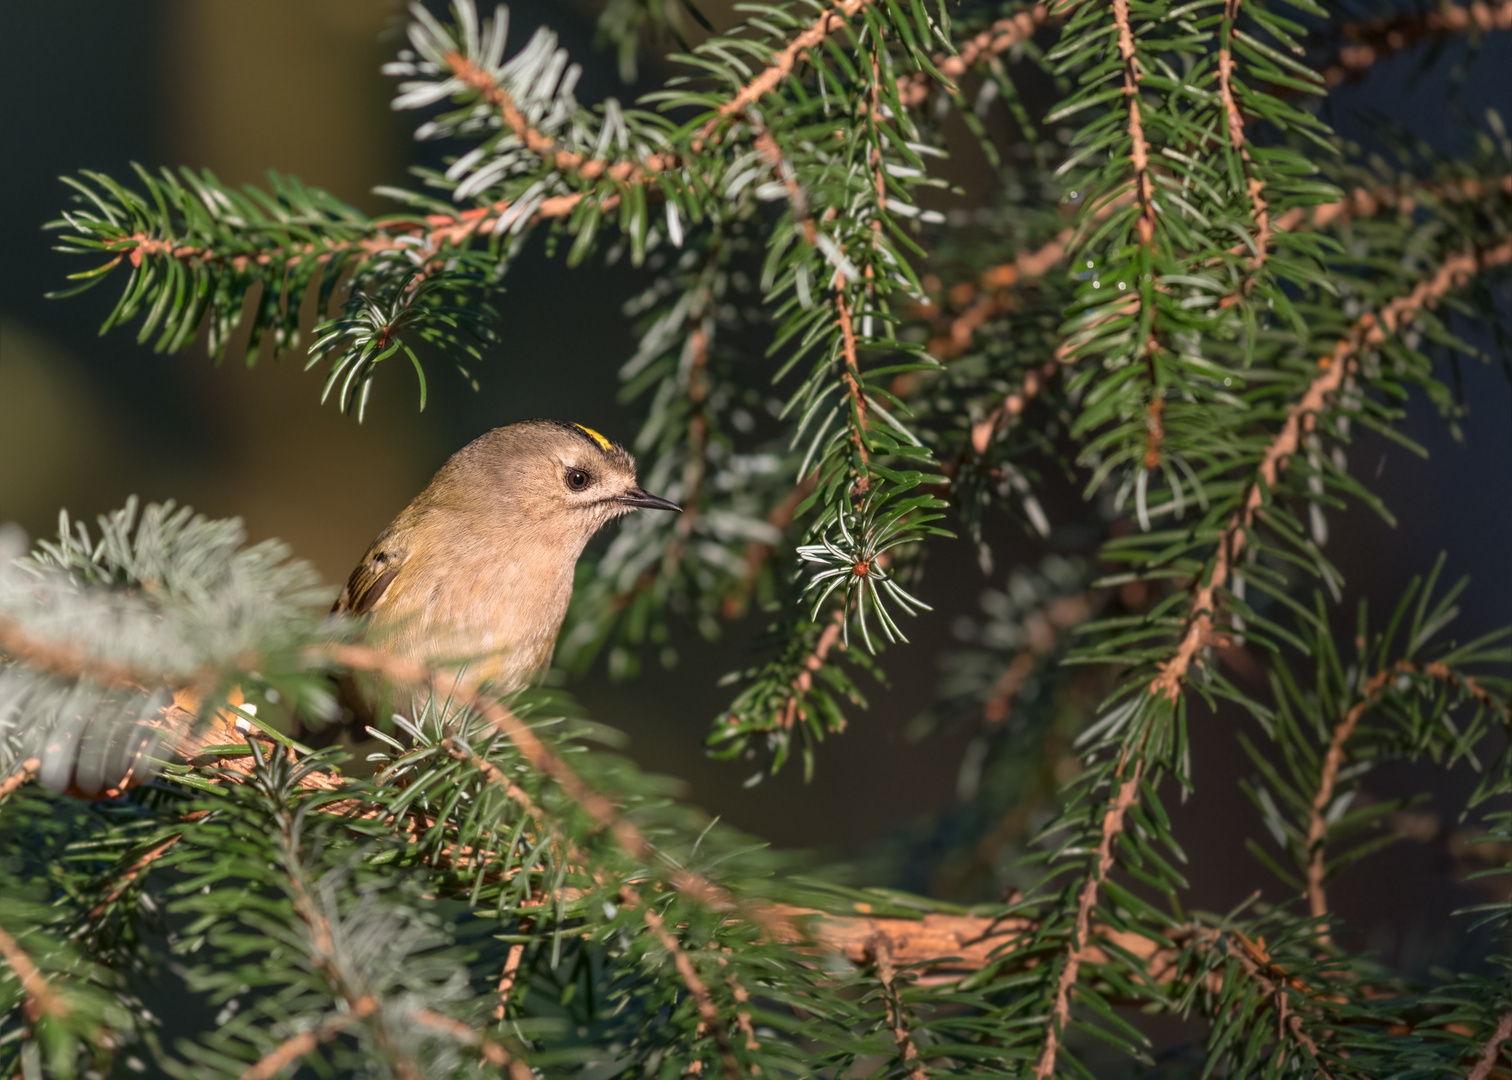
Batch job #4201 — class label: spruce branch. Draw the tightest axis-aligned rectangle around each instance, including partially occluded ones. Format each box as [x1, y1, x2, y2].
[1152, 237, 1512, 699]
[870, 935, 930, 1080]
[1033, 760, 1145, 1080]
[0, 924, 68, 1024]
[1469, 1011, 1512, 1080]
[621, 888, 742, 1080]
[698, 0, 875, 142]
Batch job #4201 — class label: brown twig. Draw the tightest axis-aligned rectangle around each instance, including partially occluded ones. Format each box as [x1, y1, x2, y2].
[1032, 762, 1145, 1080]
[1469, 1009, 1512, 1080]
[1215, 0, 1273, 298]
[835, 287, 871, 493]
[444, 54, 673, 183]
[621, 888, 742, 1080]
[494, 943, 527, 1021]
[897, 5, 1052, 106]
[1304, 665, 1396, 930]
[240, 1008, 370, 1080]
[779, 609, 847, 731]
[0, 757, 39, 804]
[86, 834, 185, 921]
[699, 0, 874, 142]
[1224, 932, 1334, 1077]
[1113, 0, 1157, 247]
[1150, 237, 1512, 699]
[1304, 658, 1511, 935]
[871, 935, 930, 1080]
[0, 923, 69, 1023]
[0, 617, 186, 694]
[412, 1008, 534, 1080]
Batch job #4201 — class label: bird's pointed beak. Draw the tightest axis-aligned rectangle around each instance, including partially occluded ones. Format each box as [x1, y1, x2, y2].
[617, 487, 681, 512]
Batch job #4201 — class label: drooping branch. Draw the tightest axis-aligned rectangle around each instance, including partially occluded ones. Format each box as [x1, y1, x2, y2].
[411, 1008, 533, 1080]
[1223, 932, 1335, 1077]
[1303, 665, 1396, 932]
[871, 936, 930, 1080]
[1304, 658, 1511, 933]
[620, 888, 742, 1080]
[1033, 762, 1145, 1080]
[0, 924, 69, 1024]
[1150, 237, 1512, 699]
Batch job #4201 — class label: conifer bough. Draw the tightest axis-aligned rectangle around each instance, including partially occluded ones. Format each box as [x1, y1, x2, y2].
[5, 0, 1512, 1077]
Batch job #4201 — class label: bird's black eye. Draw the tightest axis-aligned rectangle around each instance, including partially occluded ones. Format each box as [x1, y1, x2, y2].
[566, 468, 590, 491]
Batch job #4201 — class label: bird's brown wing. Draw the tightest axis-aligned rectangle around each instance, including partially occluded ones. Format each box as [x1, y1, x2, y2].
[333, 532, 405, 616]
[303, 532, 407, 747]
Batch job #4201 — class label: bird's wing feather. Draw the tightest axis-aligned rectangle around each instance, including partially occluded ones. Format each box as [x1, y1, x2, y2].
[333, 533, 406, 616]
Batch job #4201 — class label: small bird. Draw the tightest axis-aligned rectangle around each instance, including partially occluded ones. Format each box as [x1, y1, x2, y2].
[304, 419, 678, 740]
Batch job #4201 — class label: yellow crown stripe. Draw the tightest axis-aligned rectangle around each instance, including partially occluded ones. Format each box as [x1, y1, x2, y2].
[574, 423, 612, 451]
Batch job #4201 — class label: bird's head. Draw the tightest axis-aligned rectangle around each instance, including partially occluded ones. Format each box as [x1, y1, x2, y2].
[442, 419, 679, 541]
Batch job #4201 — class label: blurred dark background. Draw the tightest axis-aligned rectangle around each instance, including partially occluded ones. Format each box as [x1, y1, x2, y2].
[1, 0, 1508, 979]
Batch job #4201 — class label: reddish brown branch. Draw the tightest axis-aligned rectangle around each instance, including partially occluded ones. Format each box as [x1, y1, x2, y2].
[1469, 1010, 1512, 1080]
[871, 936, 930, 1080]
[87, 834, 185, 921]
[1150, 237, 1512, 699]
[1304, 666, 1395, 932]
[0, 923, 69, 1023]
[622, 889, 741, 1080]
[1225, 933, 1334, 1076]
[701, 0, 874, 141]
[240, 1007, 371, 1080]
[494, 943, 527, 1021]
[0, 757, 39, 803]
[778, 610, 847, 730]
[1033, 763, 1144, 1079]
[1305, 658, 1511, 934]
[1113, 0, 1157, 246]
[412, 1008, 533, 1080]
[0, 617, 191, 695]
[444, 52, 673, 182]
[897, 5, 1052, 106]
[835, 288, 871, 491]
